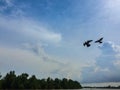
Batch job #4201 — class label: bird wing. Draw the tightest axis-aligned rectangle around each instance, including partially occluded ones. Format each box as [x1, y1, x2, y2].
[95, 38, 103, 42]
[87, 40, 93, 43]
[99, 37, 103, 41]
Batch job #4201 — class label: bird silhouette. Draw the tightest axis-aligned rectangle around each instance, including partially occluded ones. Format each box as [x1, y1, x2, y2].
[83, 40, 93, 47]
[95, 37, 103, 44]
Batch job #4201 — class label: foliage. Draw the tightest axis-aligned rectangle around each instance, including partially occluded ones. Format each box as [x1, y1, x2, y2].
[0, 71, 82, 89]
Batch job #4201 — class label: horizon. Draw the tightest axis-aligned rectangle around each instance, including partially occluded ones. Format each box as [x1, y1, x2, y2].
[82, 82, 120, 87]
[1, 0, 120, 86]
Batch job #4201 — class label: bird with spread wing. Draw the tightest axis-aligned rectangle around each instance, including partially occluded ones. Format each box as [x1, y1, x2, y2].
[83, 40, 93, 47]
[95, 37, 103, 44]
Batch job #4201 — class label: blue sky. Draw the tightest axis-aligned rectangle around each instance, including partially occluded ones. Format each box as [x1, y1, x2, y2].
[1, 0, 120, 85]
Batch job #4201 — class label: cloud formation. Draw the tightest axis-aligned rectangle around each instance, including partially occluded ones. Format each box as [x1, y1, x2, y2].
[0, 0, 62, 45]
[0, 0, 13, 12]
[0, 0, 26, 16]
[0, 0, 64, 79]
[81, 42, 120, 83]
[0, 15, 62, 45]
[0, 44, 82, 80]
[0, 45, 64, 77]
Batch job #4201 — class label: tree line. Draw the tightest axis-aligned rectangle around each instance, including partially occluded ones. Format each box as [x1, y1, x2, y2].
[0, 71, 82, 89]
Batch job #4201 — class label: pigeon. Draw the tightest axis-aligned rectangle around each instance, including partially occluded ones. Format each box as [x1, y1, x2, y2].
[83, 40, 93, 47]
[95, 37, 103, 44]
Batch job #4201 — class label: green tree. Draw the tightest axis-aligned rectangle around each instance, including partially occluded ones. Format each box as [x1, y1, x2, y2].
[28, 75, 41, 89]
[0, 71, 82, 89]
[16, 73, 29, 89]
[61, 78, 69, 89]
[2, 71, 16, 89]
[72, 80, 82, 89]
[54, 78, 62, 89]
[0, 73, 2, 89]
[46, 77, 54, 89]
[40, 79, 47, 89]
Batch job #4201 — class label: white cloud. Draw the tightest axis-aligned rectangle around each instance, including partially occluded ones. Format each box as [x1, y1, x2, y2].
[21, 43, 83, 80]
[0, 45, 82, 80]
[104, 0, 120, 12]
[81, 42, 120, 83]
[0, 15, 62, 44]
[0, 0, 62, 45]
[0, 0, 13, 11]
[0, 0, 63, 77]
[0, 0, 83, 81]
[0, 45, 62, 77]
[0, 0, 26, 16]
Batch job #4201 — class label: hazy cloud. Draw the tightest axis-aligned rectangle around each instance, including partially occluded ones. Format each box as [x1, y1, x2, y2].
[0, 15, 62, 45]
[0, 0, 82, 81]
[0, 45, 64, 77]
[0, 0, 62, 45]
[0, 44, 82, 80]
[0, 0, 13, 11]
[81, 42, 120, 83]
[0, 0, 64, 78]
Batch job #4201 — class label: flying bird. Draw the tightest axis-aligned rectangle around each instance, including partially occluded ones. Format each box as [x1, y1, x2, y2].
[95, 37, 103, 44]
[83, 40, 93, 47]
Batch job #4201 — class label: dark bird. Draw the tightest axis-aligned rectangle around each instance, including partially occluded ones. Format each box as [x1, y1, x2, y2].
[83, 40, 93, 47]
[95, 37, 103, 44]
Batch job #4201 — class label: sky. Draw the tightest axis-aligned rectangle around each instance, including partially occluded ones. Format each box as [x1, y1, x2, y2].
[1, 0, 120, 85]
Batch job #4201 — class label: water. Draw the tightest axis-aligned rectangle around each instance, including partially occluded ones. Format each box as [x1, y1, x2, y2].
[0, 88, 117, 90]
[80, 88, 119, 90]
